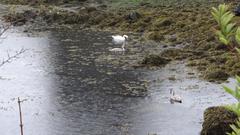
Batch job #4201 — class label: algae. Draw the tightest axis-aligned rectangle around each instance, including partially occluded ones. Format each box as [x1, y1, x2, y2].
[2, 0, 240, 82]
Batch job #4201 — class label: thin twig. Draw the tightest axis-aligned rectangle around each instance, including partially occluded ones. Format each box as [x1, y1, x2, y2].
[0, 24, 10, 37]
[0, 48, 27, 67]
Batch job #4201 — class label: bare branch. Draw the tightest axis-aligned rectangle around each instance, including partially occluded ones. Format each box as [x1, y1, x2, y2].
[0, 48, 27, 67]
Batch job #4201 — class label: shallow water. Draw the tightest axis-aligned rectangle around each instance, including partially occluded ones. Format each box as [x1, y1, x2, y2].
[0, 28, 236, 135]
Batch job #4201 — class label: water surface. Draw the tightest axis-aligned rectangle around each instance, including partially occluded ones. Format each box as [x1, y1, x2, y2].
[0, 28, 236, 135]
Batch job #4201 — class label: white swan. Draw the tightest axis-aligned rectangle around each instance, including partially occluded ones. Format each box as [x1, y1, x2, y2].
[109, 35, 128, 52]
[170, 89, 182, 104]
[112, 35, 128, 45]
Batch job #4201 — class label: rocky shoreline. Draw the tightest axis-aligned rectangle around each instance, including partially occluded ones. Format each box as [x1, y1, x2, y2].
[2, 0, 240, 82]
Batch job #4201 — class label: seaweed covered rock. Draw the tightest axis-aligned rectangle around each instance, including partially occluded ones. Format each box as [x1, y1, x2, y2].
[126, 11, 141, 22]
[147, 31, 164, 41]
[201, 106, 237, 135]
[153, 17, 173, 27]
[141, 54, 170, 66]
[204, 69, 229, 82]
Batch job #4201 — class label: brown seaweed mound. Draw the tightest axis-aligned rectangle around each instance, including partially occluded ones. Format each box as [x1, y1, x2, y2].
[141, 54, 170, 66]
[201, 106, 238, 135]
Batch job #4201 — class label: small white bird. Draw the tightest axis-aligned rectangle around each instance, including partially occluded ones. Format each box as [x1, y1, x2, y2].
[112, 35, 128, 45]
[170, 89, 182, 104]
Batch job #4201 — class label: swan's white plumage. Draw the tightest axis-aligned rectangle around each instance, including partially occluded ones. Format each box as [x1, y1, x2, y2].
[109, 35, 128, 52]
[170, 90, 182, 104]
[112, 35, 128, 44]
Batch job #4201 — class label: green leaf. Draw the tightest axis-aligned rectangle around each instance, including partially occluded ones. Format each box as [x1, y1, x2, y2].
[219, 36, 229, 45]
[221, 12, 234, 26]
[226, 23, 235, 35]
[236, 76, 240, 83]
[235, 28, 240, 45]
[236, 48, 240, 54]
[211, 11, 219, 24]
[223, 85, 234, 95]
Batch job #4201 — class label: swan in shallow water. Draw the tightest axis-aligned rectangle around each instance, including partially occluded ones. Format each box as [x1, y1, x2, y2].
[112, 35, 128, 45]
[170, 89, 182, 104]
[109, 35, 128, 52]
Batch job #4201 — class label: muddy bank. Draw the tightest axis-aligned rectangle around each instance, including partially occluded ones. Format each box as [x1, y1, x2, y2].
[2, 0, 240, 82]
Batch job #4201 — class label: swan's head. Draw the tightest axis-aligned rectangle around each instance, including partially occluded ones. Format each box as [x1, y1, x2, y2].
[123, 35, 128, 40]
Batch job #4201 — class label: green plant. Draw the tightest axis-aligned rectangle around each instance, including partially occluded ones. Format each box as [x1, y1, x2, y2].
[224, 76, 240, 102]
[211, 4, 236, 48]
[227, 118, 240, 135]
[224, 76, 240, 115]
[224, 76, 240, 134]
[235, 28, 240, 55]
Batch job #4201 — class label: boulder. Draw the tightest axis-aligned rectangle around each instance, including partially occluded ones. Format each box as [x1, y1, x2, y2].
[204, 69, 229, 82]
[141, 54, 170, 66]
[201, 106, 238, 135]
[126, 11, 141, 22]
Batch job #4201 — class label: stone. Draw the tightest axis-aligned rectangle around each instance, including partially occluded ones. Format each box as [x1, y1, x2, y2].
[141, 54, 170, 66]
[126, 11, 141, 22]
[235, 4, 240, 16]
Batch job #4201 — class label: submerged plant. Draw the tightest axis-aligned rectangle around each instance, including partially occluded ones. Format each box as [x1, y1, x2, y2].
[211, 4, 236, 48]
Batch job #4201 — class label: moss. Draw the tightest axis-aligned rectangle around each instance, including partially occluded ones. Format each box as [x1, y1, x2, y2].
[160, 49, 191, 60]
[201, 106, 237, 135]
[147, 31, 164, 41]
[204, 68, 229, 82]
[153, 17, 173, 27]
[141, 54, 170, 66]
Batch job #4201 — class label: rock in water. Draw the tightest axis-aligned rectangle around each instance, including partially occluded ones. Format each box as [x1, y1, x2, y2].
[141, 54, 170, 66]
[201, 106, 237, 135]
[235, 4, 240, 16]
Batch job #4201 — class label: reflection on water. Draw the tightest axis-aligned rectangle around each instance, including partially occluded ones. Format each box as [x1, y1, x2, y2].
[0, 28, 236, 135]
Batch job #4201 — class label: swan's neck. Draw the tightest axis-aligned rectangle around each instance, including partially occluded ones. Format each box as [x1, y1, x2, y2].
[122, 42, 126, 48]
[170, 90, 175, 96]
